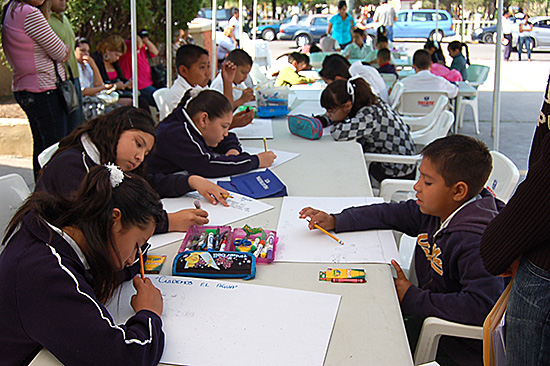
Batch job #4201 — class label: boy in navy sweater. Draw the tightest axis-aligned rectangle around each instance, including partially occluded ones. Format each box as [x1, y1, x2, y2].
[300, 135, 505, 366]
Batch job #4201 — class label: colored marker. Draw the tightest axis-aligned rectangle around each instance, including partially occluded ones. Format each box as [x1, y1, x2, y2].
[331, 278, 366, 283]
[306, 218, 344, 245]
[138, 245, 145, 280]
[193, 200, 201, 209]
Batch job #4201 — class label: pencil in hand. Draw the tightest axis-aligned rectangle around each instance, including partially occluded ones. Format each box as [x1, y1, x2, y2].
[306, 218, 344, 245]
[138, 245, 145, 280]
[263, 137, 268, 152]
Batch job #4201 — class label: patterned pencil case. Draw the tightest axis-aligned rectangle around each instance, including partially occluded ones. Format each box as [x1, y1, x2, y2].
[172, 251, 256, 280]
[287, 114, 323, 140]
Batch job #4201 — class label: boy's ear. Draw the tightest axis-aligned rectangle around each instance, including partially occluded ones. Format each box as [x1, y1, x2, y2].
[178, 64, 188, 78]
[452, 181, 469, 202]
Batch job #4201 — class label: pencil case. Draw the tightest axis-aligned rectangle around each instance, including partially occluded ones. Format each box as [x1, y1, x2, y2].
[287, 114, 323, 140]
[172, 251, 256, 280]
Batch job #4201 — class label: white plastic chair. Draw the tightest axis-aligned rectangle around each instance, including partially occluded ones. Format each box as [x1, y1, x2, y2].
[249, 62, 269, 85]
[410, 110, 455, 147]
[457, 64, 490, 134]
[389, 81, 404, 110]
[381, 73, 397, 88]
[0, 173, 31, 244]
[38, 142, 59, 168]
[153, 87, 170, 122]
[402, 95, 449, 132]
[397, 91, 448, 117]
[485, 150, 520, 202]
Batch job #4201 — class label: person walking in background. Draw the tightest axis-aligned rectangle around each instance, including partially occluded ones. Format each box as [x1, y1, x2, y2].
[373, 0, 396, 42]
[229, 8, 241, 47]
[327, 1, 356, 49]
[2, 0, 70, 179]
[502, 10, 513, 61]
[518, 14, 533, 61]
[48, 0, 83, 134]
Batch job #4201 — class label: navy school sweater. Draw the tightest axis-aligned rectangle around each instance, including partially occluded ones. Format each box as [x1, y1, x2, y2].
[145, 107, 260, 179]
[0, 211, 164, 366]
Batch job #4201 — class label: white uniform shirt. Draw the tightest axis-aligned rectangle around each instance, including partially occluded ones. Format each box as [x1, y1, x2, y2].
[162, 75, 193, 121]
[210, 73, 245, 102]
[400, 70, 459, 98]
[349, 61, 390, 103]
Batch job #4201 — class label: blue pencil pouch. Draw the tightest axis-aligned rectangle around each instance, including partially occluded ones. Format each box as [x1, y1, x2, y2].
[173, 251, 256, 280]
[287, 114, 323, 140]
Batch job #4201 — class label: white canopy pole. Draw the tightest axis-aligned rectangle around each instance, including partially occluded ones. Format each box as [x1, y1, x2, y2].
[492, 0, 504, 149]
[211, 1, 217, 80]
[239, 0, 244, 46]
[130, 0, 138, 107]
[461, 0, 465, 42]
[166, 0, 173, 86]
[252, 0, 257, 59]
[435, 0, 439, 40]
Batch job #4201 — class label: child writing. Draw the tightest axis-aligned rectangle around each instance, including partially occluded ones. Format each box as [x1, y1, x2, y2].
[321, 77, 415, 184]
[274, 52, 315, 87]
[146, 88, 276, 178]
[0, 165, 165, 365]
[342, 29, 370, 60]
[300, 135, 505, 366]
[447, 41, 470, 81]
[210, 49, 255, 109]
[36, 106, 228, 234]
[376, 48, 398, 78]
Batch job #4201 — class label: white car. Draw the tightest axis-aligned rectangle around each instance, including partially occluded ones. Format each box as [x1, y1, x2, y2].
[512, 16, 550, 50]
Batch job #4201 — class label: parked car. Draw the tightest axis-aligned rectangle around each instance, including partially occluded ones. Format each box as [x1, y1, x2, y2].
[197, 8, 233, 31]
[366, 9, 455, 41]
[472, 16, 550, 50]
[471, 17, 516, 44]
[277, 14, 331, 48]
[255, 15, 308, 41]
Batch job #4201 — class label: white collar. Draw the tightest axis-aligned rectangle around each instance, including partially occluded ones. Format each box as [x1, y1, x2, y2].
[181, 108, 204, 137]
[80, 133, 101, 165]
[46, 221, 90, 270]
[435, 195, 479, 236]
[176, 74, 192, 90]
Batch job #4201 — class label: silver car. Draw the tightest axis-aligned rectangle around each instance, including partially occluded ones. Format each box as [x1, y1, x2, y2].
[512, 16, 550, 50]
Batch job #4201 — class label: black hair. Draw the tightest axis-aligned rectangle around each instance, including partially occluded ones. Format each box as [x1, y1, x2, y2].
[424, 40, 446, 65]
[309, 44, 322, 53]
[376, 25, 386, 39]
[421, 135, 492, 199]
[288, 52, 310, 66]
[337, 1, 347, 10]
[176, 44, 208, 70]
[179, 89, 233, 120]
[2, 166, 164, 303]
[51, 107, 156, 177]
[376, 35, 388, 45]
[226, 49, 253, 67]
[448, 41, 470, 65]
[377, 48, 391, 62]
[319, 54, 351, 81]
[413, 49, 431, 70]
[75, 37, 89, 49]
[353, 28, 365, 37]
[321, 78, 378, 117]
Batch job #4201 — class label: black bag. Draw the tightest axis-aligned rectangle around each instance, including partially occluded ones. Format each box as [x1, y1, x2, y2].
[146, 50, 166, 88]
[53, 60, 79, 115]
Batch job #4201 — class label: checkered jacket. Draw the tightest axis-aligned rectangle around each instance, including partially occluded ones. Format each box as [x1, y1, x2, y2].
[330, 99, 416, 178]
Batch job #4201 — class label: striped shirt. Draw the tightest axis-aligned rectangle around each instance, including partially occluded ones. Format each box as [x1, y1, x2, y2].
[2, 2, 69, 92]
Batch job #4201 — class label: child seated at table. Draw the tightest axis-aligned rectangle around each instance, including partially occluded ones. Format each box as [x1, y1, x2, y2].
[342, 29, 370, 60]
[0, 165, 165, 365]
[210, 49, 255, 109]
[146, 88, 276, 178]
[299, 135, 505, 366]
[275, 52, 315, 87]
[363, 35, 393, 65]
[376, 48, 398, 78]
[448, 41, 470, 81]
[320, 77, 415, 184]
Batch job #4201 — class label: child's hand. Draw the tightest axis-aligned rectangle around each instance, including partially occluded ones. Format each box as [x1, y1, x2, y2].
[240, 88, 255, 103]
[391, 260, 412, 302]
[230, 109, 254, 129]
[131, 276, 163, 317]
[167, 209, 209, 232]
[221, 60, 237, 83]
[299, 207, 336, 231]
[257, 151, 276, 168]
[225, 149, 240, 156]
[115, 81, 126, 90]
[188, 175, 230, 207]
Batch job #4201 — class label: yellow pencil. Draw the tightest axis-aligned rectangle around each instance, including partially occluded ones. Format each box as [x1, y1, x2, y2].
[221, 194, 234, 199]
[263, 137, 268, 152]
[138, 245, 145, 280]
[307, 218, 344, 245]
[234, 86, 246, 91]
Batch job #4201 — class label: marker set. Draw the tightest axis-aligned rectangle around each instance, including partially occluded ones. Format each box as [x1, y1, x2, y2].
[319, 268, 367, 284]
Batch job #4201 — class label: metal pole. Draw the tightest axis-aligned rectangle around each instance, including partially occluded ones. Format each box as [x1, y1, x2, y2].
[435, 0, 439, 40]
[211, 0, 217, 80]
[461, 0, 465, 43]
[253, 0, 257, 60]
[239, 0, 244, 47]
[492, 0, 504, 149]
[166, 0, 173, 87]
[130, 0, 138, 107]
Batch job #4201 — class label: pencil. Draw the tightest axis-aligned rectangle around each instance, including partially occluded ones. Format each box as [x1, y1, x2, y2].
[307, 218, 344, 245]
[263, 137, 268, 152]
[221, 194, 234, 199]
[138, 245, 145, 280]
[234, 86, 246, 91]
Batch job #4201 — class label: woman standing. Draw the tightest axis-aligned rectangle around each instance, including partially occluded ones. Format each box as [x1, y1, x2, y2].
[518, 14, 533, 61]
[2, 0, 70, 179]
[327, 1, 356, 49]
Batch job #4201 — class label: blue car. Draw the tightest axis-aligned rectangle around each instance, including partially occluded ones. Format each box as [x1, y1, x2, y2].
[255, 15, 308, 41]
[277, 14, 331, 48]
[366, 9, 455, 41]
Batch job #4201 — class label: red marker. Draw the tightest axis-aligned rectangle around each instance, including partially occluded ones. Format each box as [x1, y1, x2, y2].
[331, 278, 366, 283]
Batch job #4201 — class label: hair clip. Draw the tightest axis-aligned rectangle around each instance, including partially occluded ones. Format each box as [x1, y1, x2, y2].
[105, 163, 124, 188]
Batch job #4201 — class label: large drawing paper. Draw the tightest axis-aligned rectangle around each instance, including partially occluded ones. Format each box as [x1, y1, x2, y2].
[275, 197, 399, 263]
[242, 146, 300, 168]
[290, 100, 326, 116]
[149, 192, 274, 249]
[107, 275, 341, 366]
[231, 118, 273, 139]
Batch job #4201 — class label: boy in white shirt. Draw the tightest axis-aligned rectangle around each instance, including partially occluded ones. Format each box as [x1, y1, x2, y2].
[210, 49, 255, 109]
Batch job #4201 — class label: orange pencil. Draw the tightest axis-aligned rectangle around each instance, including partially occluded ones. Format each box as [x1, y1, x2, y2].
[306, 218, 344, 245]
[138, 245, 145, 280]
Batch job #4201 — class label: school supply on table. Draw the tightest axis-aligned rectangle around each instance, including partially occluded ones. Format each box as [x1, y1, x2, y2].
[231, 118, 274, 139]
[148, 192, 274, 250]
[319, 268, 367, 283]
[263, 137, 268, 152]
[144, 255, 167, 274]
[107, 275, 341, 366]
[306, 217, 344, 245]
[217, 169, 287, 199]
[276, 197, 400, 263]
[288, 115, 324, 140]
[241, 147, 300, 169]
[173, 251, 256, 280]
[255, 81, 290, 118]
[138, 245, 145, 280]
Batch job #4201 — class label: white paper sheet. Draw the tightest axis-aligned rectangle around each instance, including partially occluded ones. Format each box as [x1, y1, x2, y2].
[231, 118, 273, 139]
[107, 275, 341, 366]
[242, 146, 300, 168]
[149, 192, 274, 249]
[275, 197, 400, 264]
[290, 100, 326, 116]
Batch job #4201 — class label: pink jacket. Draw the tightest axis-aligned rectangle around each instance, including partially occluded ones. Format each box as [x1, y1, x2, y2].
[430, 63, 463, 82]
